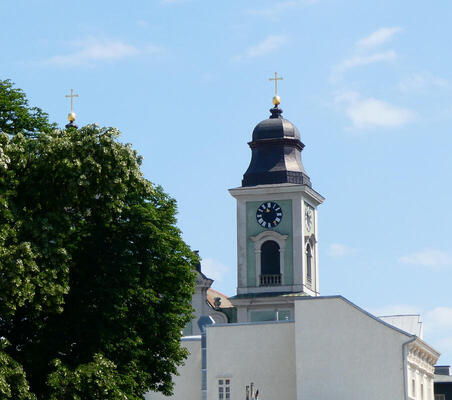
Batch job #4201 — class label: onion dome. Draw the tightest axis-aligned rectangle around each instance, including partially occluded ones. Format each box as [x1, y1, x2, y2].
[242, 106, 311, 187]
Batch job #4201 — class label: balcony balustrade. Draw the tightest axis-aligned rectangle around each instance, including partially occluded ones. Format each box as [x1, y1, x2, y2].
[260, 274, 281, 286]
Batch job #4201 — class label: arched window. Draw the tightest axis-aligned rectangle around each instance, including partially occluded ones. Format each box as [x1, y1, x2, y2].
[306, 243, 312, 282]
[260, 240, 281, 286]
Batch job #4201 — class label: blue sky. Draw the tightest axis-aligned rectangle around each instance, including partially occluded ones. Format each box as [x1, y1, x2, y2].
[2, 0, 452, 363]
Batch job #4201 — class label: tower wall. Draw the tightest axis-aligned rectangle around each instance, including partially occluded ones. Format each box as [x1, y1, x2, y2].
[229, 184, 323, 297]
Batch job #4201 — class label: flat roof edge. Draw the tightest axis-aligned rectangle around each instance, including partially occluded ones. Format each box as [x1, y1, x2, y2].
[181, 335, 202, 341]
[206, 320, 294, 329]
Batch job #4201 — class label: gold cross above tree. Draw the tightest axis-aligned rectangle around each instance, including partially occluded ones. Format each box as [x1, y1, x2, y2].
[269, 72, 283, 96]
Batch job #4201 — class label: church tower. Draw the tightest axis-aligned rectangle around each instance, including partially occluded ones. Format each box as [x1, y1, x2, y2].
[229, 82, 324, 322]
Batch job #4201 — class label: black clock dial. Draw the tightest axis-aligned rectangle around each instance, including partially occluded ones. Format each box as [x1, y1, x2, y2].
[256, 202, 283, 229]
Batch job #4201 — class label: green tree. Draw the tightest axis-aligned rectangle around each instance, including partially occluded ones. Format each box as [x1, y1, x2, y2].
[0, 81, 196, 399]
[0, 79, 56, 136]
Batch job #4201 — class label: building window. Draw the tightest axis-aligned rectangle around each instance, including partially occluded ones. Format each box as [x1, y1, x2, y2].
[250, 309, 290, 322]
[435, 395, 446, 400]
[218, 378, 231, 400]
[412, 379, 416, 398]
[420, 383, 424, 400]
[260, 240, 281, 286]
[277, 309, 290, 321]
[306, 242, 312, 282]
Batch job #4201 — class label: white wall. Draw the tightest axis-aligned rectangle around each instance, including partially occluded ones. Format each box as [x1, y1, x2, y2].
[206, 321, 296, 400]
[294, 297, 410, 400]
[407, 366, 433, 400]
[145, 337, 202, 400]
[146, 296, 436, 400]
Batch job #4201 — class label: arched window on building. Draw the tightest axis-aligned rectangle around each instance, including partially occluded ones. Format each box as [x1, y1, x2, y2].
[260, 240, 281, 286]
[306, 242, 312, 283]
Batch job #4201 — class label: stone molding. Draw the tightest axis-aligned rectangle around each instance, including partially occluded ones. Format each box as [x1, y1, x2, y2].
[229, 184, 325, 206]
[407, 340, 440, 378]
[304, 233, 317, 244]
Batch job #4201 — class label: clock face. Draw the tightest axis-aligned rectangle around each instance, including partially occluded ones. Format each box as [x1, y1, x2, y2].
[256, 202, 283, 229]
[305, 207, 313, 232]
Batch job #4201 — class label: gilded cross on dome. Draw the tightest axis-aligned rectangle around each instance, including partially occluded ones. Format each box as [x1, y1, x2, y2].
[268, 72, 283, 106]
[65, 88, 79, 123]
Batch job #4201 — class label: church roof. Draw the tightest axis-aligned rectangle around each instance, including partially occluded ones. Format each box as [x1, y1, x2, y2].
[207, 288, 232, 308]
[242, 106, 312, 187]
[252, 109, 300, 141]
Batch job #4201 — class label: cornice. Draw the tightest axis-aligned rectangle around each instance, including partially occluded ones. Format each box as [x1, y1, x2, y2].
[230, 294, 305, 307]
[229, 184, 324, 205]
[407, 360, 435, 378]
[407, 339, 440, 374]
[195, 273, 213, 288]
[248, 137, 304, 151]
[409, 338, 440, 360]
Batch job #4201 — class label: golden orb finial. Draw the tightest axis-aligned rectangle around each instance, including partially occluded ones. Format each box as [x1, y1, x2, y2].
[68, 112, 76, 122]
[272, 95, 281, 106]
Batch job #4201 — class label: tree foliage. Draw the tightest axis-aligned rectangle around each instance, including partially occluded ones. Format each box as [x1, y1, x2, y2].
[47, 355, 128, 400]
[0, 81, 196, 399]
[0, 341, 35, 400]
[0, 79, 56, 136]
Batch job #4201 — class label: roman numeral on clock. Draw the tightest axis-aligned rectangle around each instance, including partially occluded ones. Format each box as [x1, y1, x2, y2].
[256, 201, 283, 228]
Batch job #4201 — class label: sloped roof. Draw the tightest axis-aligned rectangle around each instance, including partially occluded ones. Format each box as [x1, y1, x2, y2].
[207, 288, 232, 308]
[378, 315, 423, 339]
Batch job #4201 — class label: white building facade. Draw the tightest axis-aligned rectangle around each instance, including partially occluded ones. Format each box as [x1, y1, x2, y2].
[146, 100, 439, 400]
[147, 297, 439, 400]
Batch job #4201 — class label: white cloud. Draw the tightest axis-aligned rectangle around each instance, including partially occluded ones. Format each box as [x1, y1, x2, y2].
[41, 39, 160, 67]
[330, 27, 401, 83]
[424, 307, 452, 332]
[331, 51, 397, 82]
[399, 249, 452, 268]
[356, 27, 402, 49]
[398, 72, 449, 92]
[248, 1, 297, 17]
[338, 50, 396, 71]
[328, 243, 355, 257]
[233, 35, 287, 62]
[432, 332, 452, 358]
[434, 336, 452, 355]
[335, 90, 415, 129]
[247, 0, 318, 19]
[200, 258, 232, 284]
[423, 307, 452, 357]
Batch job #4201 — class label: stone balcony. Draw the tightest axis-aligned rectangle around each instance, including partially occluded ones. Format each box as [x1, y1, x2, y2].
[260, 274, 282, 286]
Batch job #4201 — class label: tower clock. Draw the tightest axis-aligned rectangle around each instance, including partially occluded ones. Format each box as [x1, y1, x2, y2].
[229, 103, 324, 299]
